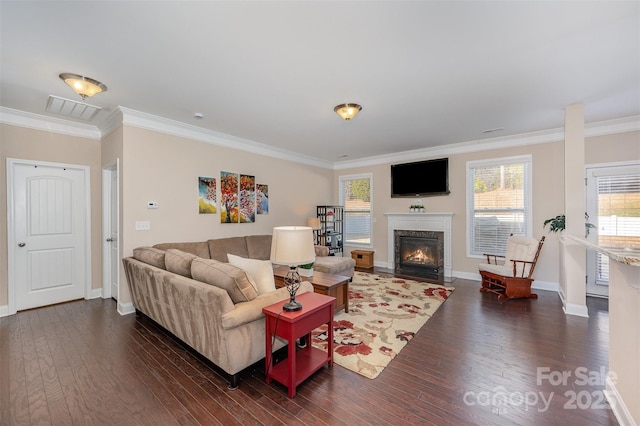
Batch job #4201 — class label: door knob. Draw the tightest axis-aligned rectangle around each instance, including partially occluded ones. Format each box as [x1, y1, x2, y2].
[18, 242, 26, 247]
[106, 238, 114, 242]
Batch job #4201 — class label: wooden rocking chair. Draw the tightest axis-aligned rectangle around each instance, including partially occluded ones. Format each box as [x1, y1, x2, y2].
[479, 235, 545, 300]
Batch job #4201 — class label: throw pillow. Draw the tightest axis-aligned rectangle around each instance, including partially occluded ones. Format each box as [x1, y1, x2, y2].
[227, 254, 276, 295]
[165, 249, 198, 278]
[191, 258, 258, 303]
[133, 247, 166, 270]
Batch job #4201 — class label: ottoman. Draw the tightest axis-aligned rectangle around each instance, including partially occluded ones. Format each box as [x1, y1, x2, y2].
[312, 246, 355, 278]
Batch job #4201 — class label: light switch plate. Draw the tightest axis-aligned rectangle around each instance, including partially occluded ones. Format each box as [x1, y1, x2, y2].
[135, 221, 150, 231]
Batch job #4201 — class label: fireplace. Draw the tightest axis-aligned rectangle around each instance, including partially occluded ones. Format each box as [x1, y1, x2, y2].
[394, 230, 444, 278]
[385, 212, 453, 279]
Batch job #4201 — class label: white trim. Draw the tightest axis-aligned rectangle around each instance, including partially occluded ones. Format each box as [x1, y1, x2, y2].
[99, 108, 124, 138]
[0, 305, 9, 318]
[89, 288, 103, 299]
[563, 302, 589, 317]
[605, 375, 637, 426]
[119, 107, 333, 169]
[334, 116, 640, 170]
[2, 105, 637, 170]
[117, 301, 136, 316]
[6, 158, 92, 315]
[458, 271, 559, 292]
[531, 280, 559, 292]
[101, 161, 120, 301]
[0, 107, 101, 139]
[453, 270, 481, 281]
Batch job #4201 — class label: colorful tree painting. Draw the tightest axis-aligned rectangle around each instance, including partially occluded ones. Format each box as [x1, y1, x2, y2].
[198, 177, 217, 214]
[257, 184, 269, 214]
[239, 174, 256, 223]
[220, 171, 239, 223]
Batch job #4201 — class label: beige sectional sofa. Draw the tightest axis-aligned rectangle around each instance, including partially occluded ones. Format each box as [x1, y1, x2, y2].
[122, 235, 313, 389]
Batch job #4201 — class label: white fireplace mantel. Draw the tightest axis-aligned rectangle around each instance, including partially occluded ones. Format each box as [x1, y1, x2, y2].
[384, 212, 454, 279]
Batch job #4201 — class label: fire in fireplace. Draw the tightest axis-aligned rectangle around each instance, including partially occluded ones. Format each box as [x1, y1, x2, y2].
[394, 230, 444, 278]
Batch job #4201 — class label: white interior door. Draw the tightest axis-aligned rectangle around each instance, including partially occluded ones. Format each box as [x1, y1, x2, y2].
[108, 165, 119, 300]
[9, 160, 88, 311]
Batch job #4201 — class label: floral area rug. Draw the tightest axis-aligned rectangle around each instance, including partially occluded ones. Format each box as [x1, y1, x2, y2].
[311, 271, 454, 379]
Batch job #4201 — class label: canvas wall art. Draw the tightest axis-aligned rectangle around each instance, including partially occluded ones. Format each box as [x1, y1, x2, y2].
[220, 171, 239, 223]
[239, 174, 256, 223]
[257, 184, 269, 214]
[198, 177, 217, 214]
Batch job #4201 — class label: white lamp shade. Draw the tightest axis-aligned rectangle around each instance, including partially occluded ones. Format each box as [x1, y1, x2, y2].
[270, 226, 316, 266]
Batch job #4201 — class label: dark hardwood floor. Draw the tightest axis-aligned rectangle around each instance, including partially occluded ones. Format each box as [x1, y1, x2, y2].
[1, 269, 618, 425]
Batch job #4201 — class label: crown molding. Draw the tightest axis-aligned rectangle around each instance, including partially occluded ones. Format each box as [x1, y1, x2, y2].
[2, 105, 637, 170]
[118, 107, 334, 169]
[333, 115, 640, 170]
[0, 107, 101, 140]
[99, 108, 124, 138]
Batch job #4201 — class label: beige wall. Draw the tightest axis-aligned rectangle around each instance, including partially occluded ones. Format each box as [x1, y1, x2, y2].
[1, 121, 637, 309]
[0, 122, 333, 308]
[117, 125, 334, 303]
[0, 123, 103, 306]
[336, 130, 639, 285]
[586, 130, 640, 165]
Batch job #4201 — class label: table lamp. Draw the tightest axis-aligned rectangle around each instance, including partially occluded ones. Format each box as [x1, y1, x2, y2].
[305, 217, 321, 242]
[270, 226, 316, 311]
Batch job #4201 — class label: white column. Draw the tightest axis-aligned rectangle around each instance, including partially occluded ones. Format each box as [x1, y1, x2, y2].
[563, 103, 588, 317]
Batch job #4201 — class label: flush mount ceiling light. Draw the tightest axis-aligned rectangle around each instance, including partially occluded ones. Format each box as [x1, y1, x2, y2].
[334, 103, 362, 121]
[59, 73, 107, 100]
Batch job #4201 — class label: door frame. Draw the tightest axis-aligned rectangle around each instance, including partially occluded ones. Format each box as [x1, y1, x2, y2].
[102, 161, 119, 300]
[6, 158, 92, 316]
[585, 160, 640, 298]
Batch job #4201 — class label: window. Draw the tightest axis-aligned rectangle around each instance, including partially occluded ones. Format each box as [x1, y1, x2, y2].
[339, 173, 372, 246]
[467, 155, 532, 256]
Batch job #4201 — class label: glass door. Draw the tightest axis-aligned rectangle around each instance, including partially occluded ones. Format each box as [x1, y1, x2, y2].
[586, 163, 640, 297]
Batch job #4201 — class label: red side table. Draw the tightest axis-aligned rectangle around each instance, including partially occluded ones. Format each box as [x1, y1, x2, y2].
[263, 292, 335, 397]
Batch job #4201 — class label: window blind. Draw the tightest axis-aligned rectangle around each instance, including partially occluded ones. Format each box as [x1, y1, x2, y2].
[595, 172, 640, 283]
[467, 156, 532, 256]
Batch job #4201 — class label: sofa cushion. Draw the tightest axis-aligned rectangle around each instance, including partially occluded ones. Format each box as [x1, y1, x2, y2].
[165, 249, 198, 278]
[227, 254, 276, 295]
[191, 257, 258, 303]
[133, 246, 166, 269]
[245, 235, 272, 260]
[153, 241, 210, 259]
[208, 237, 249, 262]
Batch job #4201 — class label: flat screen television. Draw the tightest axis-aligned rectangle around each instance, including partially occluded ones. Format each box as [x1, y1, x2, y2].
[391, 158, 450, 197]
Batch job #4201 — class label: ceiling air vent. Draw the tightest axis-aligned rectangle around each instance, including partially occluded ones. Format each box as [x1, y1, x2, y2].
[45, 95, 101, 121]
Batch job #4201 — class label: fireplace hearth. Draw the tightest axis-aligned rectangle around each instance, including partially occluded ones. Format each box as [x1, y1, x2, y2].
[394, 230, 444, 279]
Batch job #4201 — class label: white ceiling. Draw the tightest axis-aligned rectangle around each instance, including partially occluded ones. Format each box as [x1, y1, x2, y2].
[1, 1, 639, 165]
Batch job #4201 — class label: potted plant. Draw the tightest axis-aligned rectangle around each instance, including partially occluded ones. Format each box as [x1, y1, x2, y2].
[298, 262, 314, 277]
[543, 213, 596, 237]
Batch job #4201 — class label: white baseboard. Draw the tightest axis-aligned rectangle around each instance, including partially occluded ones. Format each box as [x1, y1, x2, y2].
[454, 272, 559, 292]
[563, 302, 589, 317]
[117, 301, 135, 316]
[531, 280, 559, 292]
[451, 270, 478, 281]
[0, 304, 9, 318]
[88, 288, 103, 299]
[374, 260, 390, 269]
[606, 376, 637, 426]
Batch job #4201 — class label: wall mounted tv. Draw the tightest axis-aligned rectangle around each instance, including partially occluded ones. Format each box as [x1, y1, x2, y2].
[391, 158, 450, 197]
